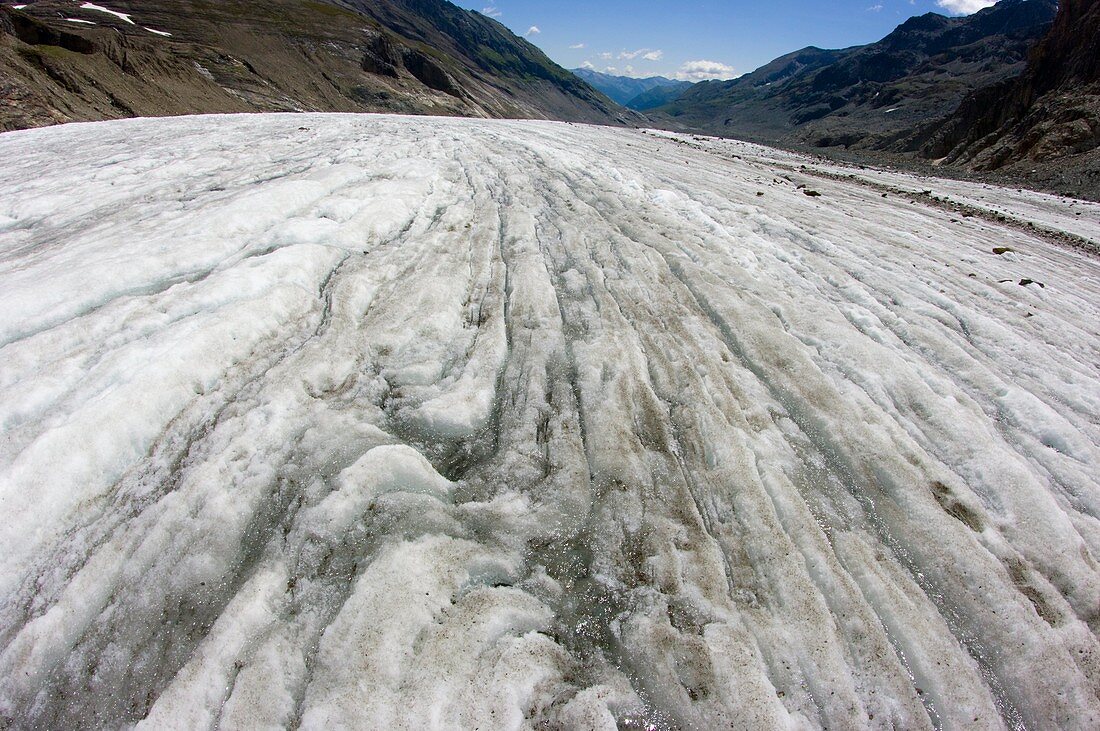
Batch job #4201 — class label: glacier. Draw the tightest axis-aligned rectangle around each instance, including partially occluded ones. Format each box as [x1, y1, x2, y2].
[0, 113, 1098, 730]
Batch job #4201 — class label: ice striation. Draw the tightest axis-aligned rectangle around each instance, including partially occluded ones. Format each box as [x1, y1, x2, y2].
[0, 114, 1098, 730]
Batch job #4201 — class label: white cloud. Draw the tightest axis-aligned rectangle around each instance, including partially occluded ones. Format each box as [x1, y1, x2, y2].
[480, 5, 501, 17]
[674, 60, 738, 82]
[599, 52, 613, 60]
[587, 65, 659, 79]
[867, 4, 883, 11]
[617, 48, 665, 62]
[935, 0, 997, 14]
[570, 43, 586, 49]
[525, 25, 540, 37]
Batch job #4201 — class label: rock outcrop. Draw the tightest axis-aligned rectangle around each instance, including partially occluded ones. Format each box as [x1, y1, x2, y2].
[918, 0, 1100, 186]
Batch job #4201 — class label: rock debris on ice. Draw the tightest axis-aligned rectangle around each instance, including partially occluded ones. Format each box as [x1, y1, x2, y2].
[0, 114, 1098, 730]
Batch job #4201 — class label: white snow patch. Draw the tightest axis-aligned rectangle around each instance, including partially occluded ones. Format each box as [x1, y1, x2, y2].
[78, 2, 134, 24]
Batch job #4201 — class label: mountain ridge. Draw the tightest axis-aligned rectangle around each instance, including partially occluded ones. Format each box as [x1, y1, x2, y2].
[656, 0, 1058, 151]
[0, 0, 635, 131]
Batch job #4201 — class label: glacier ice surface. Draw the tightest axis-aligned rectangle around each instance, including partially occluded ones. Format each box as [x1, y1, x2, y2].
[0, 114, 1098, 730]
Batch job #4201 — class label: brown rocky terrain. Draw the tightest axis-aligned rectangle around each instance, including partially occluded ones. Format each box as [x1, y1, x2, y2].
[0, 0, 632, 131]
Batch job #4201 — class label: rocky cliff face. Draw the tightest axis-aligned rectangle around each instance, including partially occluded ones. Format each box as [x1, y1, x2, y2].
[919, 0, 1099, 181]
[0, 0, 631, 131]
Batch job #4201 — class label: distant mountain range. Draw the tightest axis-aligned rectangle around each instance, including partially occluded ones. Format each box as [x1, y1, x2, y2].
[0, 0, 635, 131]
[571, 68, 693, 111]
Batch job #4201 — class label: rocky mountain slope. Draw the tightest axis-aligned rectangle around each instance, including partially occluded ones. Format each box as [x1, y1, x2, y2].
[0, 0, 631, 131]
[571, 68, 692, 110]
[657, 0, 1057, 150]
[913, 0, 1100, 193]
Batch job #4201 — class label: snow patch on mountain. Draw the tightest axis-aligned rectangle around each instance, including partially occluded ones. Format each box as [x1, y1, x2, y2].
[78, 2, 133, 24]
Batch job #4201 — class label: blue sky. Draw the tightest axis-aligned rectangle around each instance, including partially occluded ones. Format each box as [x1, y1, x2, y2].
[452, 0, 1002, 80]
